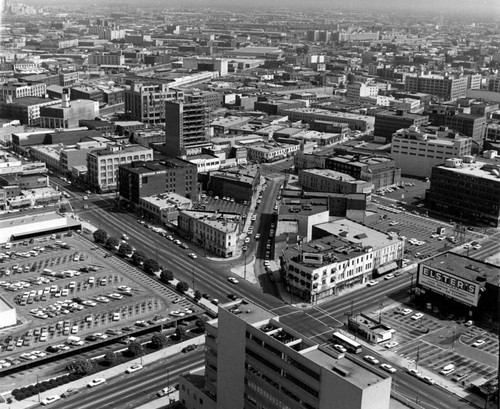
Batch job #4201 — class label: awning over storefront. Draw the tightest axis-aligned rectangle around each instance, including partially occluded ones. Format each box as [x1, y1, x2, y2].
[377, 262, 398, 275]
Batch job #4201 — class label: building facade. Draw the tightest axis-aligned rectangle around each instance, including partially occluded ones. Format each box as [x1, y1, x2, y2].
[374, 110, 429, 143]
[87, 144, 153, 192]
[177, 210, 240, 257]
[118, 158, 198, 204]
[426, 159, 500, 227]
[390, 126, 472, 177]
[124, 82, 183, 124]
[179, 301, 391, 409]
[405, 74, 469, 101]
[298, 169, 373, 195]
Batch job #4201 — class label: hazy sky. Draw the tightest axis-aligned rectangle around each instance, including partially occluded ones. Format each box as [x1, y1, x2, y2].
[24, 0, 500, 15]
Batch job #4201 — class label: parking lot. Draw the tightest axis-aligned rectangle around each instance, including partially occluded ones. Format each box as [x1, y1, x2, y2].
[0, 233, 202, 370]
[377, 306, 498, 386]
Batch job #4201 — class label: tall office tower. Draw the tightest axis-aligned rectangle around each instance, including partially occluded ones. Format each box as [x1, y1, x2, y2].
[164, 94, 210, 157]
[179, 301, 392, 409]
[124, 82, 183, 124]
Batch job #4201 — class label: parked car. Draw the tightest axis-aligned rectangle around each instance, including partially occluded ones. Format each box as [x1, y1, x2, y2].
[363, 355, 379, 365]
[380, 363, 397, 373]
[41, 395, 61, 405]
[61, 388, 80, 398]
[125, 364, 143, 374]
[411, 313, 424, 320]
[87, 378, 106, 388]
[366, 280, 379, 287]
[472, 339, 485, 348]
[181, 344, 197, 353]
[227, 277, 239, 284]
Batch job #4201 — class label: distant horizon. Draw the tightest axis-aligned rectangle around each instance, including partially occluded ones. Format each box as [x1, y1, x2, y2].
[16, 0, 500, 17]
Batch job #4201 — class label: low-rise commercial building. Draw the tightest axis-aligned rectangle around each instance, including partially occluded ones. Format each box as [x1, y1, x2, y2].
[298, 169, 373, 195]
[374, 110, 429, 143]
[139, 192, 191, 225]
[177, 210, 240, 257]
[282, 219, 404, 301]
[415, 252, 499, 324]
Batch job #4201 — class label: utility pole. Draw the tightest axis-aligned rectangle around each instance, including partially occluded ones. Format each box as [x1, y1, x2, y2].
[192, 268, 195, 292]
[244, 250, 247, 280]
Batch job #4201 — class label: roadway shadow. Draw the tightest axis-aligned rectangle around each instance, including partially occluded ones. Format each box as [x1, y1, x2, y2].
[256, 272, 282, 300]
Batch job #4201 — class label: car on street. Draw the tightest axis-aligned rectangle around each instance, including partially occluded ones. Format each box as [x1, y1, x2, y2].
[263, 260, 270, 267]
[384, 274, 395, 280]
[61, 388, 80, 398]
[400, 308, 413, 316]
[125, 364, 144, 374]
[157, 387, 175, 397]
[41, 395, 61, 405]
[366, 280, 378, 287]
[472, 339, 486, 348]
[181, 344, 197, 353]
[121, 234, 129, 241]
[333, 344, 347, 353]
[227, 293, 239, 301]
[87, 378, 106, 388]
[411, 313, 424, 320]
[244, 237, 251, 244]
[380, 363, 396, 373]
[188, 253, 197, 259]
[421, 376, 436, 385]
[227, 277, 239, 284]
[464, 320, 474, 327]
[407, 368, 422, 378]
[363, 355, 379, 365]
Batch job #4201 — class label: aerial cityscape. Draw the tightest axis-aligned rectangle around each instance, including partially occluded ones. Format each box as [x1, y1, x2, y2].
[0, 1, 499, 409]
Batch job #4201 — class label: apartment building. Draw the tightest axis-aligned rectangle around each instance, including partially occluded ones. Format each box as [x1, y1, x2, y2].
[487, 76, 500, 93]
[164, 94, 211, 157]
[177, 210, 240, 257]
[404, 74, 469, 101]
[390, 126, 472, 177]
[426, 159, 500, 227]
[124, 82, 183, 124]
[179, 301, 391, 409]
[118, 158, 198, 204]
[281, 219, 404, 302]
[298, 169, 373, 195]
[87, 144, 153, 192]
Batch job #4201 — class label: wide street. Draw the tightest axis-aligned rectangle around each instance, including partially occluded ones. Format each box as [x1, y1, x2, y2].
[42, 169, 496, 409]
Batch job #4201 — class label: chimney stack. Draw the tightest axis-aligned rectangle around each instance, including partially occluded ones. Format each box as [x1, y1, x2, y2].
[62, 88, 70, 108]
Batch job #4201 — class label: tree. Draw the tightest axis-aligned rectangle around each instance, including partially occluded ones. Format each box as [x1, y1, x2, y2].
[118, 242, 133, 257]
[103, 351, 118, 366]
[132, 250, 146, 266]
[144, 258, 160, 275]
[194, 290, 202, 301]
[68, 358, 94, 375]
[105, 236, 120, 250]
[195, 318, 206, 332]
[176, 281, 189, 294]
[175, 326, 186, 340]
[160, 269, 174, 283]
[128, 340, 144, 357]
[59, 203, 69, 213]
[93, 229, 108, 244]
[151, 333, 168, 349]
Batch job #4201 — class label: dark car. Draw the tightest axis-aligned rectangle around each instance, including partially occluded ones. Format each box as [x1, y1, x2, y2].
[61, 388, 80, 398]
[181, 344, 198, 353]
[227, 293, 239, 301]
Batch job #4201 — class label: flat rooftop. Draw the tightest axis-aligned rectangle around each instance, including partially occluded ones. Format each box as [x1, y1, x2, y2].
[435, 161, 500, 182]
[423, 252, 500, 286]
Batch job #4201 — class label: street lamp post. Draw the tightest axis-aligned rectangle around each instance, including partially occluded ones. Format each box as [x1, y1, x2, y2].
[192, 268, 195, 292]
[244, 250, 247, 280]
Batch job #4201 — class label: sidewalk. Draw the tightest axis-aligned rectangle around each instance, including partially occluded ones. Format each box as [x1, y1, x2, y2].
[0, 336, 205, 409]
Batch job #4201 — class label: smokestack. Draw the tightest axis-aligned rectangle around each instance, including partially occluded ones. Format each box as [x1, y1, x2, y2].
[62, 88, 70, 108]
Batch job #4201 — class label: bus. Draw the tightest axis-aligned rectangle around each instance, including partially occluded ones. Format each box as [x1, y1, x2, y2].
[332, 332, 362, 354]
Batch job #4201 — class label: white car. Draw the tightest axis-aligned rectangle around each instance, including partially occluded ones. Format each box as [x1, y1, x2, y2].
[421, 376, 435, 385]
[228, 277, 239, 284]
[41, 395, 61, 405]
[472, 339, 486, 348]
[380, 363, 397, 373]
[385, 341, 399, 349]
[407, 368, 422, 378]
[366, 280, 379, 287]
[244, 237, 251, 244]
[264, 260, 270, 267]
[188, 253, 197, 259]
[400, 308, 413, 316]
[363, 355, 379, 365]
[87, 378, 106, 388]
[125, 364, 143, 374]
[384, 274, 395, 280]
[333, 344, 347, 353]
[411, 313, 424, 320]
[121, 234, 129, 241]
